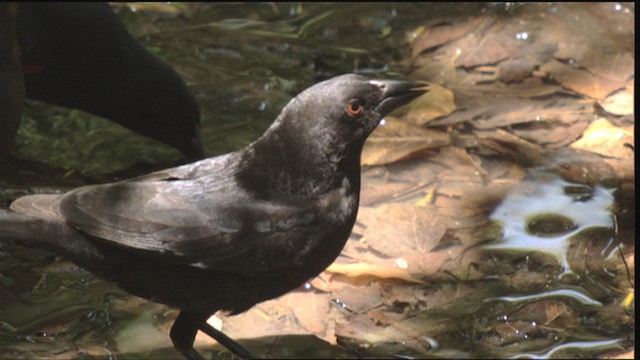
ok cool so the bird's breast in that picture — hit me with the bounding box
[316,177,358,225]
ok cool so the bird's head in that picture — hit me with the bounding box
[239,74,427,199]
[264,74,428,164]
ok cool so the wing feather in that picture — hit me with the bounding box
[11,155,343,276]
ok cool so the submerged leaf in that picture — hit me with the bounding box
[599,86,634,116]
[406,84,456,125]
[541,60,626,100]
[570,118,634,159]
[362,118,449,166]
[410,18,485,60]
[357,204,448,257]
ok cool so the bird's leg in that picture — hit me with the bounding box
[170,310,259,360]
[170,311,207,360]
[199,320,259,359]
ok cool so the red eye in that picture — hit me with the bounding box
[345,100,363,117]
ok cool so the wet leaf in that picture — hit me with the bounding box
[308,271,376,293]
[335,311,419,350]
[359,158,442,207]
[570,118,634,159]
[473,96,592,130]
[510,119,590,148]
[357,204,448,257]
[412,49,460,85]
[495,321,535,341]
[582,52,634,84]
[217,291,335,345]
[474,129,547,165]
[430,89,591,130]
[325,261,422,284]
[362,118,449,166]
[379,283,431,307]
[551,147,621,185]
[540,60,626,100]
[508,300,573,327]
[497,58,536,83]
[429,146,483,172]
[455,32,511,68]
[333,286,384,313]
[599,86,634,116]
[410,17,485,59]
[406,84,456,125]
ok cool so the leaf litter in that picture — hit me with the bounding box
[216,3,634,358]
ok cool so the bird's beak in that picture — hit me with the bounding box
[371,80,429,118]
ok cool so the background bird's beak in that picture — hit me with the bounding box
[371,80,429,118]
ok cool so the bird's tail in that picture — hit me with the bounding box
[0,209,105,267]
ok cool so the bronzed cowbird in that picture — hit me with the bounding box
[0,74,426,359]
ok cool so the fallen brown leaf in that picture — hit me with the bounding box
[326,262,423,284]
[358,204,448,257]
[599,86,634,116]
[455,32,511,68]
[406,84,457,125]
[411,17,485,60]
[570,118,634,159]
[497,57,536,83]
[362,118,449,166]
[541,60,626,100]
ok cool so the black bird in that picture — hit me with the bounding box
[0,74,426,359]
[2,3,204,159]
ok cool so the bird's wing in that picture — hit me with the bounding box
[34,162,328,276]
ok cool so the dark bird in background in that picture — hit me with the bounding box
[0,2,204,160]
[0,74,427,359]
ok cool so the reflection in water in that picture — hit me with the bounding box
[486,288,603,307]
[484,172,615,274]
[514,338,623,359]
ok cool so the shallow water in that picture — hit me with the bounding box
[0,3,634,359]
[15,2,483,178]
